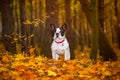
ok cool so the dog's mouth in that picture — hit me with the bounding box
[56,35,59,38]
[54,36,65,44]
[55,36,62,40]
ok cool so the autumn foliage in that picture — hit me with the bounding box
[0,52,120,80]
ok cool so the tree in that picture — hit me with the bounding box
[98,0,104,30]
[65,0,75,59]
[90,0,99,60]
[79,0,118,61]
[0,0,16,53]
[19,0,28,53]
[41,0,59,57]
[38,0,44,48]
[115,0,120,49]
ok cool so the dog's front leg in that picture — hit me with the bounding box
[64,48,70,60]
[55,53,59,60]
[52,51,59,60]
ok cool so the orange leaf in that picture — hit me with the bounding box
[22,71,36,80]
[29,47,35,54]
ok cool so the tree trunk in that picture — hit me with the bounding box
[115,0,120,49]
[38,0,44,48]
[90,0,99,60]
[78,7,85,51]
[19,0,28,54]
[38,0,46,55]
[65,0,75,59]
[73,0,79,48]
[41,0,59,58]
[30,0,34,46]
[79,0,118,61]
[98,0,104,30]
[0,0,16,53]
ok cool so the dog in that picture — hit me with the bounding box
[50,24,70,60]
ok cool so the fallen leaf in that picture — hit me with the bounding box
[2,55,9,63]
[47,70,57,77]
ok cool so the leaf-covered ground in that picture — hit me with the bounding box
[0,53,120,80]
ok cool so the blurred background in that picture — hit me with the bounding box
[0,0,120,60]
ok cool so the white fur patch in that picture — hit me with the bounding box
[51,28,70,60]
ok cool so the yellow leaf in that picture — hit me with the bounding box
[14,37,18,41]
[2,55,9,63]
[38,69,44,73]
[24,37,27,41]
[40,20,45,23]
[9,71,19,76]
[38,69,44,76]
[101,67,106,71]
[79,74,91,78]
[47,70,57,77]
[0,67,8,72]
[23,20,32,24]
[34,23,39,27]
[29,34,34,38]
[14,54,25,61]
[62,63,67,68]
[104,71,111,76]
[51,12,55,14]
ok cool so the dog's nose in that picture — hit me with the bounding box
[56,33,59,37]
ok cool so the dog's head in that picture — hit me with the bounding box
[50,24,67,41]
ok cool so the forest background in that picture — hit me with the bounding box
[0,0,120,60]
[0,0,120,79]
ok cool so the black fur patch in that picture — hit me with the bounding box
[51,28,56,37]
[50,24,66,37]
[60,28,65,36]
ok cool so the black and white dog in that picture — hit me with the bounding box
[50,24,70,60]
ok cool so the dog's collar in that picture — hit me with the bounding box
[54,39,65,44]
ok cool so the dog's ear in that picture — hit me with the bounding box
[61,24,67,31]
[50,24,56,31]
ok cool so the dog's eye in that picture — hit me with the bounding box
[60,31,64,36]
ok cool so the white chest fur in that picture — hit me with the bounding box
[51,39,69,54]
[51,38,70,60]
